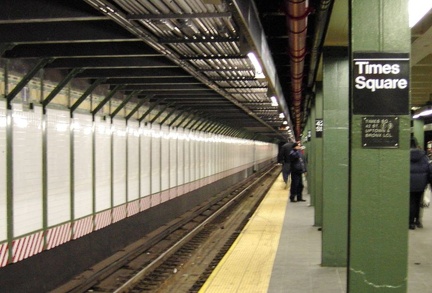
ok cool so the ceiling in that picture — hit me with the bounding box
[0,0,429,142]
[411,7,432,109]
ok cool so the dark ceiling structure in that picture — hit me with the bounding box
[255,0,334,139]
[0,0,331,142]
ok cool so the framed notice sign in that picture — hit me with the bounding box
[361,116,399,148]
[315,119,323,138]
[353,52,409,115]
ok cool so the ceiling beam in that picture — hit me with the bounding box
[45,57,178,69]
[2,41,161,58]
[0,20,135,44]
[126,12,232,20]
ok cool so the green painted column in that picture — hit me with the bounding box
[308,98,316,207]
[413,119,424,148]
[322,49,349,266]
[302,111,312,204]
[349,0,410,292]
[314,83,324,227]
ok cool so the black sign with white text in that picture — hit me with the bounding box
[353,52,409,115]
[315,119,323,138]
[361,116,399,148]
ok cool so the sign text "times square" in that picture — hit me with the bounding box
[354,61,408,92]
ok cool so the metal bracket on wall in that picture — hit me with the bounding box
[167,108,189,127]
[226,127,235,136]
[110,90,141,120]
[160,106,179,125]
[211,124,223,134]
[125,95,152,121]
[69,78,107,116]
[212,123,224,133]
[173,110,196,128]
[138,98,165,123]
[183,112,203,129]
[42,68,84,112]
[0,43,16,56]
[196,118,212,131]
[202,121,216,132]
[91,84,124,116]
[189,117,204,130]
[6,58,54,107]
[219,126,231,136]
[150,102,173,124]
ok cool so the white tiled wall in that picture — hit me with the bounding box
[140,123,151,197]
[151,124,161,195]
[112,119,127,206]
[0,101,6,242]
[13,106,43,237]
[0,100,278,264]
[169,127,178,190]
[127,120,139,202]
[177,128,185,187]
[95,117,111,212]
[183,130,191,185]
[160,125,170,192]
[72,113,93,219]
[189,132,196,182]
[47,108,71,226]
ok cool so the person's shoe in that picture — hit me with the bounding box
[290,199,297,202]
[416,222,423,228]
[409,224,416,230]
[297,199,306,202]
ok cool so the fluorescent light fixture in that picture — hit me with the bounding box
[413,105,432,118]
[279,113,285,119]
[247,52,266,79]
[421,108,432,116]
[283,121,288,125]
[270,96,278,106]
[409,0,432,27]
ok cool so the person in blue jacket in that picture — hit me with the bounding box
[289,142,307,202]
[410,137,432,229]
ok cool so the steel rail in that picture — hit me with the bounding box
[114,164,277,293]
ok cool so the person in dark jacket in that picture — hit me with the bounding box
[410,137,432,229]
[289,142,307,202]
[278,141,294,188]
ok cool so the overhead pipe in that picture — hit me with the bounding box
[285,0,311,138]
[302,0,334,127]
[306,0,334,88]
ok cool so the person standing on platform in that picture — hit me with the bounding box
[410,137,432,230]
[289,142,307,202]
[278,140,294,189]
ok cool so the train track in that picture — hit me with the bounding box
[53,165,280,293]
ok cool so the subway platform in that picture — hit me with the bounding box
[198,174,432,293]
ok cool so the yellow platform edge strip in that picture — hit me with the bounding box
[199,175,289,293]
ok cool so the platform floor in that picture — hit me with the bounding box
[199,174,432,293]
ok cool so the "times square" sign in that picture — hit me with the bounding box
[352,52,409,115]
